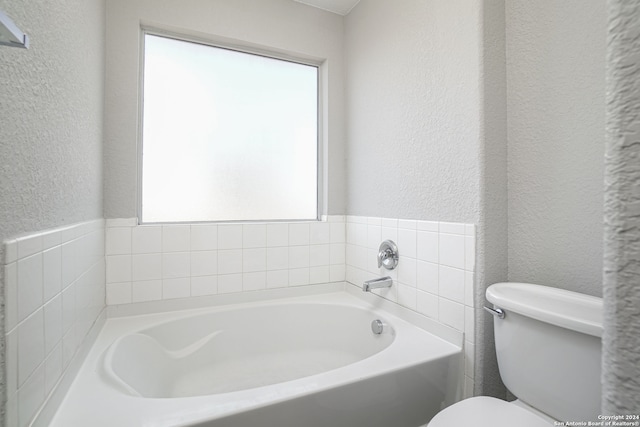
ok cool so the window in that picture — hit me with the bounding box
[140,32,319,223]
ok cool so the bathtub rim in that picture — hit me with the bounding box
[106,281,463,347]
[50,283,464,427]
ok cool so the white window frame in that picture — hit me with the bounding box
[137,27,325,224]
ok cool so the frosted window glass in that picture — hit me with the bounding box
[141,34,318,223]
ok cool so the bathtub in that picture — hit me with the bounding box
[51,289,461,427]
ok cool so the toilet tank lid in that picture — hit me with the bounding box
[486,282,603,337]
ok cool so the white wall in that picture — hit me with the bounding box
[603,0,640,413]
[0,0,105,424]
[0,0,105,247]
[104,0,346,218]
[344,0,482,224]
[506,0,606,297]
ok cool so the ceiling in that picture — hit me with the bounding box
[293,0,361,16]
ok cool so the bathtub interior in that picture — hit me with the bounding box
[104,303,395,398]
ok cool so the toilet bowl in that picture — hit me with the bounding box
[428,282,602,426]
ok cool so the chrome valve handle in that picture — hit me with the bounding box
[377,240,399,270]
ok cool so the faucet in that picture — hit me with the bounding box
[363,276,393,292]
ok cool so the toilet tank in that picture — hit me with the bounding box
[486,282,602,422]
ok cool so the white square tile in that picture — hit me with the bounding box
[6,395,17,427]
[439,233,465,269]
[217,250,242,275]
[381,218,398,228]
[190,251,217,277]
[465,271,475,307]
[397,283,417,310]
[106,255,131,284]
[398,228,417,258]
[329,222,345,243]
[329,264,346,282]
[417,261,438,294]
[398,219,417,230]
[464,376,475,399]
[348,223,366,246]
[440,221,465,235]
[439,265,465,303]
[41,230,61,250]
[162,252,190,278]
[218,274,242,294]
[4,239,18,264]
[289,223,310,246]
[132,226,162,254]
[330,243,345,265]
[439,298,465,331]
[106,218,137,228]
[61,285,76,333]
[44,295,63,355]
[243,248,266,272]
[417,290,439,320]
[465,224,476,236]
[310,222,330,245]
[162,225,190,252]
[367,225,382,249]
[367,217,382,226]
[243,224,266,248]
[190,224,218,251]
[6,330,17,397]
[465,341,475,377]
[417,231,438,263]
[309,266,330,284]
[380,226,398,244]
[465,235,476,271]
[465,306,475,344]
[17,234,43,260]
[266,223,289,247]
[162,278,190,299]
[397,257,417,287]
[132,253,162,281]
[243,272,266,291]
[45,344,63,395]
[417,220,438,232]
[106,282,132,305]
[266,270,289,288]
[18,308,45,386]
[18,253,43,321]
[61,241,77,287]
[132,280,162,302]
[217,225,242,249]
[327,215,345,222]
[289,268,310,286]
[266,247,288,271]
[309,244,330,267]
[106,227,131,255]
[43,247,62,303]
[289,246,310,269]
[62,328,77,369]
[190,276,217,296]
[5,262,18,331]
[18,363,45,427]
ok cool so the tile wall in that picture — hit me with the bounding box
[3,214,475,427]
[344,215,476,397]
[3,219,105,427]
[104,217,346,304]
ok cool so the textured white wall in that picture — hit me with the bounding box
[603,0,640,413]
[104,0,346,218]
[506,0,606,297]
[344,0,482,223]
[0,0,105,245]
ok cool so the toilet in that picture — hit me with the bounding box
[429,282,602,426]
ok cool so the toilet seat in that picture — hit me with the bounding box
[428,396,552,427]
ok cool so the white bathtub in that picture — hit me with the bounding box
[52,290,461,427]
